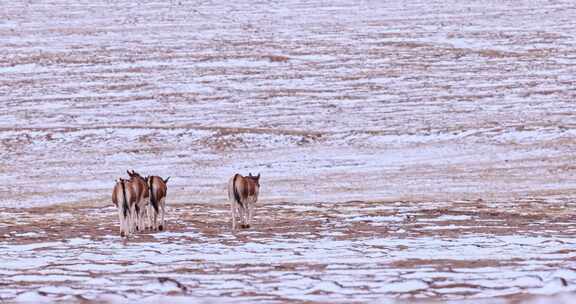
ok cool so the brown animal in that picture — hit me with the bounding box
[146,175,170,231]
[126,170,150,231]
[111,178,137,237]
[228,173,260,230]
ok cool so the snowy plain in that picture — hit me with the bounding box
[1,0,576,302]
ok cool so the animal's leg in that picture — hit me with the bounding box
[125,210,130,236]
[245,203,251,229]
[237,204,243,228]
[138,202,145,232]
[134,203,139,232]
[133,204,139,233]
[144,205,150,230]
[146,205,153,230]
[139,200,146,231]
[136,202,141,231]
[125,205,130,234]
[121,204,130,237]
[230,199,237,230]
[129,204,137,234]
[126,204,132,236]
[247,201,254,229]
[244,203,251,228]
[139,200,145,230]
[125,206,131,235]
[128,205,134,234]
[159,197,166,231]
[241,203,247,228]
[118,207,125,237]
[238,203,247,229]
[142,205,147,230]
[152,205,158,231]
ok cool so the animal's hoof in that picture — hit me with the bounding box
[159,225,164,231]
[240,224,250,229]
[120,231,125,237]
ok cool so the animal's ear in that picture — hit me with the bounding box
[127,170,134,176]
[257,173,261,180]
[249,172,252,177]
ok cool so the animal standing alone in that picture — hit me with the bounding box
[147,175,170,231]
[111,178,137,237]
[228,173,260,230]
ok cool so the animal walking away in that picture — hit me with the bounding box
[228,173,260,230]
[111,178,137,237]
[126,170,150,231]
[147,175,170,231]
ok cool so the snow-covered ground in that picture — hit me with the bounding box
[1,0,576,208]
[2,201,576,302]
[1,0,576,302]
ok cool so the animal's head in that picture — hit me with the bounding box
[247,172,261,187]
[127,170,145,181]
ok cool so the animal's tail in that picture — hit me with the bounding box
[232,174,243,208]
[149,177,159,214]
[163,176,171,184]
[120,179,129,218]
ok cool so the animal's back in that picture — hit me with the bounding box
[135,178,148,199]
[228,174,238,201]
[112,180,136,219]
[232,174,246,204]
[125,181,137,204]
[243,180,257,198]
[112,183,120,207]
[151,176,167,199]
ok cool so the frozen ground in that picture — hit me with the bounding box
[1,0,576,302]
[1,0,576,207]
[1,200,576,303]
